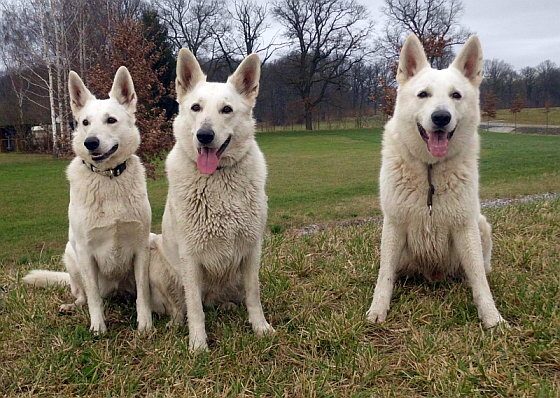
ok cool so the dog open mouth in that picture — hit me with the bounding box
[91,144,119,162]
[417,123,456,158]
[196,135,232,174]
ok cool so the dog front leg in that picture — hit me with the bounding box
[76,247,107,334]
[242,242,275,336]
[180,255,207,351]
[134,243,153,332]
[452,225,507,328]
[366,220,406,323]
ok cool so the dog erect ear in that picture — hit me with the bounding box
[451,35,483,87]
[228,53,261,102]
[397,34,430,85]
[176,48,206,102]
[109,66,137,112]
[68,71,94,115]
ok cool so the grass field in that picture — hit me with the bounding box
[260,107,560,133]
[1,129,559,396]
[492,107,560,126]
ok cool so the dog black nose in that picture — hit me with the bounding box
[197,129,215,145]
[84,137,100,151]
[431,110,451,128]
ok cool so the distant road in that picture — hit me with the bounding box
[480,121,560,134]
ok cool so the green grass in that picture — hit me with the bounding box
[491,106,560,126]
[0,129,559,395]
[1,197,559,396]
[258,129,382,231]
[1,129,559,262]
[478,131,560,198]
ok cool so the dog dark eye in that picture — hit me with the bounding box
[83,119,89,126]
[418,91,428,98]
[107,117,117,124]
[452,92,462,99]
[222,106,233,114]
[191,104,201,112]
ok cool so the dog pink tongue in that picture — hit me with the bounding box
[428,131,448,157]
[197,147,219,174]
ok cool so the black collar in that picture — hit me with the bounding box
[427,164,435,215]
[82,159,127,178]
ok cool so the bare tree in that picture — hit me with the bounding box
[519,66,537,107]
[371,78,397,119]
[509,93,525,131]
[350,59,393,124]
[154,0,225,59]
[481,89,498,130]
[544,100,551,131]
[482,59,516,107]
[0,0,112,155]
[379,0,472,68]
[213,0,283,72]
[536,60,560,108]
[272,0,374,130]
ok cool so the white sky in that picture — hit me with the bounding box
[456,0,560,70]
[263,0,560,71]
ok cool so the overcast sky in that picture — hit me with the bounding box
[366,0,560,70]
[456,0,560,70]
[264,0,560,71]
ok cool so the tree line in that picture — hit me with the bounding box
[0,0,559,163]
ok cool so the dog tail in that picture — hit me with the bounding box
[22,270,70,288]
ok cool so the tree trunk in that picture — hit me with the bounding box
[304,102,313,130]
[52,0,65,152]
[39,0,58,157]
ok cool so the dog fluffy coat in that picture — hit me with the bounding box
[161,49,274,350]
[366,35,506,328]
[23,67,153,333]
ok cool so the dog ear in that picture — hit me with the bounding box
[228,53,261,102]
[68,71,94,115]
[109,66,137,112]
[397,34,430,85]
[451,35,483,87]
[176,48,206,102]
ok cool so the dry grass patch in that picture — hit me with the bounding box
[1,199,558,396]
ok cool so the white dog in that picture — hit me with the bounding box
[23,67,153,333]
[161,49,274,350]
[366,35,506,328]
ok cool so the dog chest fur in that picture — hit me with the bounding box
[380,124,482,276]
[163,141,267,280]
[67,155,151,278]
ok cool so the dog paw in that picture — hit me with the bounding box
[90,321,108,335]
[137,319,153,333]
[252,322,275,337]
[59,303,77,313]
[189,336,209,352]
[366,308,388,324]
[483,314,509,331]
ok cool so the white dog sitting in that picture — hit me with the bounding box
[366,35,506,329]
[161,49,275,350]
[24,67,152,334]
